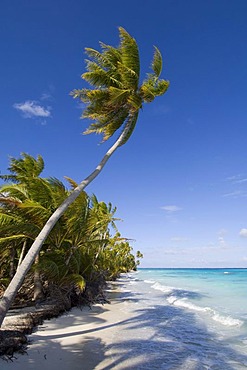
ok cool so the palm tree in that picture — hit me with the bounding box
[0,27,169,326]
[0,154,137,308]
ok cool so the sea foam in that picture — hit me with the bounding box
[150,281,243,327]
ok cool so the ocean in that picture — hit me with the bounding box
[114,268,247,369]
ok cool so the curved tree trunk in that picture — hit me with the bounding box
[33,255,45,302]
[18,240,27,267]
[0,122,132,326]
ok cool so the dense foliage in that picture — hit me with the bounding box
[0,27,165,326]
[0,153,142,307]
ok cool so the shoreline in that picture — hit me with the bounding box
[1,270,247,369]
[0,277,134,369]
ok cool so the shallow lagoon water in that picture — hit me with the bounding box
[114,268,247,369]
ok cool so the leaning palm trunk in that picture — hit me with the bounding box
[33,255,45,302]
[18,240,27,268]
[0,121,132,326]
[0,27,169,326]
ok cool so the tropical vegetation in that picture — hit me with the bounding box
[0,26,168,326]
[0,153,142,308]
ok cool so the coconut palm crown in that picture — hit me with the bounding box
[0,27,169,327]
[71,27,169,144]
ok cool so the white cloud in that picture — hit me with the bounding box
[161,205,182,212]
[13,100,52,119]
[239,228,247,238]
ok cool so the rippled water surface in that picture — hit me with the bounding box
[114,269,247,369]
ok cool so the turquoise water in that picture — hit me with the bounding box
[140,268,247,325]
[115,268,247,369]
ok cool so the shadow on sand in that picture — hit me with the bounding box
[1,285,247,369]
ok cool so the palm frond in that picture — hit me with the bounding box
[72,27,169,145]
[37,257,62,280]
[118,27,140,90]
[3,153,44,182]
[82,61,113,88]
[65,274,86,292]
[151,46,163,77]
[119,111,139,146]
[140,77,170,102]
[64,176,78,189]
[98,112,129,141]
[84,48,105,67]
[84,108,129,140]
[108,86,130,105]
[98,43,122,67]
[0,184,29,201]
[0,213,19,226]
[127,94,142,111]
[152,79,170,96]
[0,234,27,243]
[19,200,51,222]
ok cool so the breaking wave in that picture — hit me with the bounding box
[150,281,243,327]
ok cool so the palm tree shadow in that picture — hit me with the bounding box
[31,302,247,369]
[102,304,247,369]
[32,280,247,369]
[4,291,247,369]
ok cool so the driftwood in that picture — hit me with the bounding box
[0,274,109,359]
[0,301,68,360]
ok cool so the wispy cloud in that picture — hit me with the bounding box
[226,174,242,182]
[223,174,247,198]
[235,178,247,184]
[161,205,182,212]
[239,228,247,238]
[222,190,247,198]
[226,174,245,182]
[14,100,52,119]
[40,85,55,101]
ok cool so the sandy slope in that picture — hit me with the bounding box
[0,279,135,370]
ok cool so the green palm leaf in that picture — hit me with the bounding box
[64,273,86,292]
[151,46,163,77]
[118,27,140,89]
[119,111,139,146]
[71,27,169,144]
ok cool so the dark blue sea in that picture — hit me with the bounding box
[114,268,247,369]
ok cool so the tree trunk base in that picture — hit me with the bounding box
[0,301,69,359]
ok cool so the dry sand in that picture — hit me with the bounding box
[0,278,139,370]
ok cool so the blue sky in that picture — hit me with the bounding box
[1,0,247,267]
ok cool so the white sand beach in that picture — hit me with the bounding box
[0,277,141,370]
[2,271,247,369]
